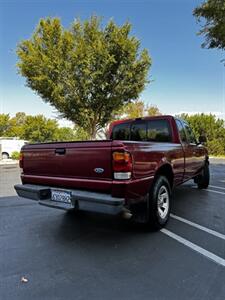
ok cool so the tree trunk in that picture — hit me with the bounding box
[89,122,97,140]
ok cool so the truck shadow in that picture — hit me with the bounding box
[52,210,158,249]
[49,179,221,247]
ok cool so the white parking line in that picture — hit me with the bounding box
[205,189,225,195]
[209,185,225,191]
[170,214,225,241]
[161,229,225,267]
[192,186,225,196]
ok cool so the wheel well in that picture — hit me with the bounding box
[2,152,9,156]
[154,164,174,189]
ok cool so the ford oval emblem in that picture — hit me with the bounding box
[94,168,104,174]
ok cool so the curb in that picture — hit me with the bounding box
[0,159,19,165]
[209,157,225,164]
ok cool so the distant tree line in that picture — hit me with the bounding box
[0,112,88,143]
[1,111,224,156]
[179,113,225,156]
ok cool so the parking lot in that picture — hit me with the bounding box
[0,161,225,300]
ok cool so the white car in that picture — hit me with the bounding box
[0,138,28,159]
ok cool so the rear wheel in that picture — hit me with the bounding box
[145,176,171,231]
[195,162,210,189]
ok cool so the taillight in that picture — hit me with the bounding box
[112,151,132,180]
[19,152,24,169]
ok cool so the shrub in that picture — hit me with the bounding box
[11,151,20,160]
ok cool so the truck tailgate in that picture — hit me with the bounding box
[21,140,114,181]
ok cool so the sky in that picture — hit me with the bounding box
[0,0,224,126]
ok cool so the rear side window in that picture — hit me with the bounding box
[111,122,130,140]
[131,121,147,141]
[147,120,172,142]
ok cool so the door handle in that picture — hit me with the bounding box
[55,148,66,155]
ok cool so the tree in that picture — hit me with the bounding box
[7,112,27,137]
[22,115,59,143]
[73,126,90,141]
[113,100,145,119]
[0,114,11,136]
[55,127,75,141]
[113,100,161,120]
[179,113,225,155]
[17,16,151,139]
[193,0,225,56]
[146,105,162,116]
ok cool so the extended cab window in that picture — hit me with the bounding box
[131,121,147,141]
[111,122,130,140]
[147,120,172,142]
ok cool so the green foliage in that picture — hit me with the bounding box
[73,126,90,141]
[113,100,161,120]
[0,114,11,136]
[113,100,145,119]
[146,105,162,116]
[193,0,225,55]
[11,151,20,160]
[207,139,225,156]
[17,16,151,139]
[55,127,76,141]
[22,115,59,143]
[0,112,90,143]
[179,113,225,155]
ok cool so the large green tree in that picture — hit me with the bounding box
[193,0,225,55]
[17,16,151,139]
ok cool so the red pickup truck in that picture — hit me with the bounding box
[15,115,209,230]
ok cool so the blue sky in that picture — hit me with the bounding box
[0,0,224,124]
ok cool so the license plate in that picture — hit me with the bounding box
[51,190,72,204]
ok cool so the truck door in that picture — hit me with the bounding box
[182,121,205,176]
[175,119,195,181]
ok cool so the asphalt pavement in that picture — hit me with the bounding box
[0,162,225,300]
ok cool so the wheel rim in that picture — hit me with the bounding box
[157,185,169,219]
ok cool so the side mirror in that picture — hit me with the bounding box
[199,135,207,144]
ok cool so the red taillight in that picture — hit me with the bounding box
[19,152,24,169]
[112,151,132,180]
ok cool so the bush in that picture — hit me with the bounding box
[207,139,225,156]
[11,151,20,160]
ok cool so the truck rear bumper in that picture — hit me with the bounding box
[14,184,125,215]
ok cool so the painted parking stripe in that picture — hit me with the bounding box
[192,186,225,195]
[170,214,225,241]
[161,228,225,267]
[209,185,225,191]
[205,189,225,195]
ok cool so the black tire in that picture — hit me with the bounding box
[145,176,171,231]
[196,162,210,189]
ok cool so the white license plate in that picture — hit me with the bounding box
[51,190,72,204]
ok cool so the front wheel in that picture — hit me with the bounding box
[145,176,171,231]
[195,162,210,189]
